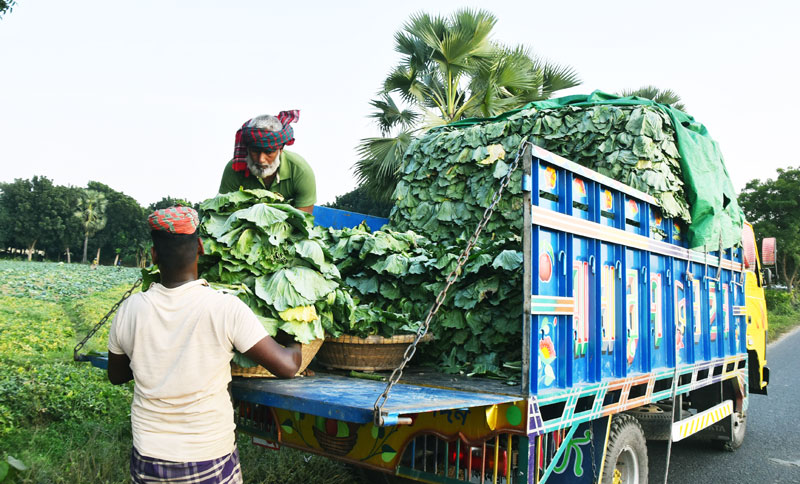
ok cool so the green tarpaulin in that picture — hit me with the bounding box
[446,91,744,250]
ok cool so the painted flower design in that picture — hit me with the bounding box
[545,167,557,189]
[539,336,556,364]
[603,190,613,211]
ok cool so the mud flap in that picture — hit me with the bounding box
[749,361,769,395]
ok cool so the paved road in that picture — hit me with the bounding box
[648,327,800,484]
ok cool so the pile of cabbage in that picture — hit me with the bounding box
[197,189,353,352]
[388,103,691,376]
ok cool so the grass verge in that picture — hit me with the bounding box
[765,288,800,342]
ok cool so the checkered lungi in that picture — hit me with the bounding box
[130,446,243,483]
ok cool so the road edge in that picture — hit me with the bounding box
[768,324,800,348]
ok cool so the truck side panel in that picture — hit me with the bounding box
[525,146,748,396]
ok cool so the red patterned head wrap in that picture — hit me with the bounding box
[231,110,300,175]
[148,206,200,234]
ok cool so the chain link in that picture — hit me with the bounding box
[373,140,531,426]
[73,277,142,361]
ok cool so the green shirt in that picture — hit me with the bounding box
[218,150,317,207]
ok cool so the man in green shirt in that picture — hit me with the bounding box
[218,110,316,213]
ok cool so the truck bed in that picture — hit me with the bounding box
[231,370,522,425]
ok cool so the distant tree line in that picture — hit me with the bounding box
[323,184,393,218]
[0,176,196,266]
[0,175,389,266]
[738,167,800,297]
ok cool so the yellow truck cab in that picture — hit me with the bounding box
[742,221,771,394]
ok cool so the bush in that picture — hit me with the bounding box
[764,288,796,315]
[0,360,132,432]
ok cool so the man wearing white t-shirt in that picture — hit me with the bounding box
[107,206,301,484]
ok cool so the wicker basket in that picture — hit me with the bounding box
[316,333,433,371]
[231,338,323,378]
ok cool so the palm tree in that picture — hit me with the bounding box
[355,9,581,201]
[618,85,687,112]
[75,189,108,264]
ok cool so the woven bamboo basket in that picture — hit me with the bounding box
[231,338,323,378]
[315,333,433,371]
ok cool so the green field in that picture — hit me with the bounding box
[0,261,363,484]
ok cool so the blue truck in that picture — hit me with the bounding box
[222,143,771,484]
[81,142,771,483]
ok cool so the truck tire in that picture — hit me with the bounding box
[602,414,649,484]
[718,406,747,452]
[627,404,672,441]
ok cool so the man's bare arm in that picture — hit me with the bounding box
[297,205,314,214]
[108,352,134,385]
[242,336,302,378]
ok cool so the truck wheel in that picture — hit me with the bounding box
[602,414,649,484]
[718,407,747,452]
[627,404,672,441]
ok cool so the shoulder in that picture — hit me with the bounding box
[198,285,250,311]
[282,151,312,172]
[219,159,246,193]
[118,291,148,312]
[221,159,239,175]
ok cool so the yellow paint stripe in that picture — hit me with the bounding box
[672,401,733,441]
[596,416,613,484]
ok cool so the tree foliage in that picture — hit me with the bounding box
[0,177,197,266]
[323,184,393,218]
[617,85,687,112]
[355,8,581,201]
[0,177,80,261]
[148,196,198,212]
[738,167,800,295]
[88,182,150,266]
[75,189,108,264]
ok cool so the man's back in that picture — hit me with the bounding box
[109,279,266,461]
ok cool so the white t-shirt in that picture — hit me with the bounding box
[108,279,267,461]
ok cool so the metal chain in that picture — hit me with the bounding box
[73,277,142,361]
[373,140,531,426]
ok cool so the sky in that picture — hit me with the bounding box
[1,0,798,208]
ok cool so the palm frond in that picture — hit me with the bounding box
[384,66,427,106]
[353,132,415,201]
[394,30,433,73]
[368,94,420,136]
[618,85,687,111]
[437,9,496,68]
[539,60,582,97]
